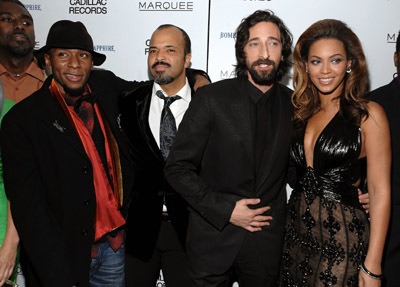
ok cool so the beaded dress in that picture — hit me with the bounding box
[280,111,369,286]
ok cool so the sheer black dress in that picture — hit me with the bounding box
[280,111,369,286]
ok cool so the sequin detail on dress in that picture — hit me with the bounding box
[280,112,369,287]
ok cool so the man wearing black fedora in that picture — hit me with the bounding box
[0,20,137,287]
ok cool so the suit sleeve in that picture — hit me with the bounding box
[0,115,75,287]
[164,88,235,231]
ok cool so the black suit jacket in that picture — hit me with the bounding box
[369,79,400,287]
[120,80,193,261]
[164,77,293,275]
[0,71,135,287]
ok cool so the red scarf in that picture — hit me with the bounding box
[50,79,125,241]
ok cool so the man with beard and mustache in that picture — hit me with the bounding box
[164,10,293,286]
[0,0,44,285]
[0,0,44,103]
[120,24,210,287]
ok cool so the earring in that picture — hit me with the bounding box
[306,69,309,74]
[346,67,352,73]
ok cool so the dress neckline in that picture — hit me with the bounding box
[303,111,340,169]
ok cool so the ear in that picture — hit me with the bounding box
[347,59,352,70]
[305,62,309,72]
[394,52,398,67]
[44,53,52,71]
[184,53,192,68]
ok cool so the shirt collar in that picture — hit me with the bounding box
[152,77,191,103]
[0,58,45,81]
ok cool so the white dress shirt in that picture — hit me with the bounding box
[149,78,191,212]
[149,78,191,148]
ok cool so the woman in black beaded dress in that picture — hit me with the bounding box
[280,20,391,286]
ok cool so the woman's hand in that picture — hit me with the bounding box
[0,241,17,286]
[359,269,382,287]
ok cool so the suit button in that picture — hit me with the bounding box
[157,190,164,197]
[82,166,89,174]
[82,229,88,236]
[83,199,89,205]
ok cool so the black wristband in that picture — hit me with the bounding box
[360,262,383,280]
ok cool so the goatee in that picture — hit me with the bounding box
[248,59,278,85]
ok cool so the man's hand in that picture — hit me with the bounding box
[229,198,272,232]
[358,190,370,214]
[193,74,211,91]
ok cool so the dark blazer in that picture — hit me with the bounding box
[0,70,135,287]
[164,77,293,275]
[120,80,192,261]
[370,79,400,287]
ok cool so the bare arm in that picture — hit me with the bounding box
[359,102,391,286]
[0,201,19,286]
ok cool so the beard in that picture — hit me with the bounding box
[154,74,174,85]
[247,58,278,85]
[152,61,174,85]
[7,32,34,57]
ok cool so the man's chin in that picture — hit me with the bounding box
[64,85,86,96]
[154,76,174,85]
[8,45,33,57]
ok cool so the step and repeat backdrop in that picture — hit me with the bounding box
[15,0,400,286]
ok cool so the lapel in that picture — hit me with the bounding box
[96,96,131,162]
[37,78,89,160]
[256,84,292,190]
[135,83,164,163]
[230,77,254,166]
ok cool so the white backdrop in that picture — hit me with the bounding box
[15,0,400,286]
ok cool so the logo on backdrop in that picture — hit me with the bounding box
[219,32,236,40]
[144,38,151,55]
[220,70,236,79]
[23,3,42,11]
[387,32,398,44]
[94,45,116,53]
[138,1,194,11]
[69,0,107,15]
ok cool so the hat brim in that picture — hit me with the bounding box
[34,45,106,66]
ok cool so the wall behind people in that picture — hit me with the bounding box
[13,1,399,286]
[25,0,398,90]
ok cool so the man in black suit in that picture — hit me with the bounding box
[121,24,204,287]
[0,20,136,287]
[165,10,293,287]
[369,31,400,287]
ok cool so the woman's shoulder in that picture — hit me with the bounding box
[361,101,389,131]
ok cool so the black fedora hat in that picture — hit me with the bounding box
[34,20,106,66]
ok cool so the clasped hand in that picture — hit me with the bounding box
[229,198,272,232]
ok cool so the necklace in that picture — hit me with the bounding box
[12,73,21,77]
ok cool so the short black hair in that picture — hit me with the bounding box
[235,10,292,81]
[396,30,400,54]
[154,24,191,56]
[0,0,32,19]
[0,0,27,9]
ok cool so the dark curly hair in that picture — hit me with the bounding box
[235,9,292,82]
[291,19,369,129]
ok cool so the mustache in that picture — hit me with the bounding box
[152,61,171,69]
[251,58,276,68]
[9,31,30,41]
